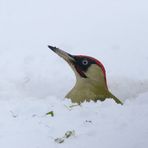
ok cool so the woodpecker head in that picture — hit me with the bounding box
[48,45,108,89]
[48,45,123,105]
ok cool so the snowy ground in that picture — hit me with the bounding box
[0,0,148,148]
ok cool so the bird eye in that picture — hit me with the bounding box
[82,59,88,65]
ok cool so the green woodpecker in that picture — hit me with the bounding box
[48,45,123,105]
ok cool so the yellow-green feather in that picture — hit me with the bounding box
[66,64,123,105]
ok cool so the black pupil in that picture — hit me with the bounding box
[82,60,88,65]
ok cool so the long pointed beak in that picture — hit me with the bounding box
[48,45,75,64]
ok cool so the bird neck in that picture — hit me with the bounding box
[65,78,109,103]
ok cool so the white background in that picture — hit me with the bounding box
[0,0,148,148]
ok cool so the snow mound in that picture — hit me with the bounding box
[0,95,148,148]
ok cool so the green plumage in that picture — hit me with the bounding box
[66,64,123,105]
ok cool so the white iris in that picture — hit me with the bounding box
[82,59,88,65]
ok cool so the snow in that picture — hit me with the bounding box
[0,0,148,148]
